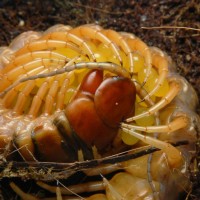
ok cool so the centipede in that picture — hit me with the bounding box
[0,24,199,200]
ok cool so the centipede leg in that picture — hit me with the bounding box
[126,80,181,122]
[10,182,39,200]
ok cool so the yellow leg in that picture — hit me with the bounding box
[28,81,49,118]
[126,37,152,87]
[3,50,69,73]
[44,80,59,115]
[102,29,134,73]
[143,47,169,99]
[122,116,189,133]
[2,87,18,108]
[121,128,182,168]
[9,182,39,200]
[40,31,96,61]
[15,39,79,57]
[56,77,70,110]
[0,58,65,92]
[126,81,180,122]
[13,80,35,114]
[70,26,122,65]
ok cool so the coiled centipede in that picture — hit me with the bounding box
[0,24,199,200]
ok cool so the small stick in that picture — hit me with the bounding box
[141,26,200,32]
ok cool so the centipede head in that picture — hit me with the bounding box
[65,69,136,151]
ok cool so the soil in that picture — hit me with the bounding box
[0,0,200,199]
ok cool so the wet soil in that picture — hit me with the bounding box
[0,0,200,199]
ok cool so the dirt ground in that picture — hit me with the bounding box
[0,0,200,199]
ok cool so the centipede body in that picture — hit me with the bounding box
[0,24,199,200]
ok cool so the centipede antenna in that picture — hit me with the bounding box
[0,62,130,97]
[133,79,155,106]
[0,56,79,98]
[147,153,159,200]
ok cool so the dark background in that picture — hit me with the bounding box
[0,0,199,199]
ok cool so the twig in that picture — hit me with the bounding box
[141,26,200,32]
